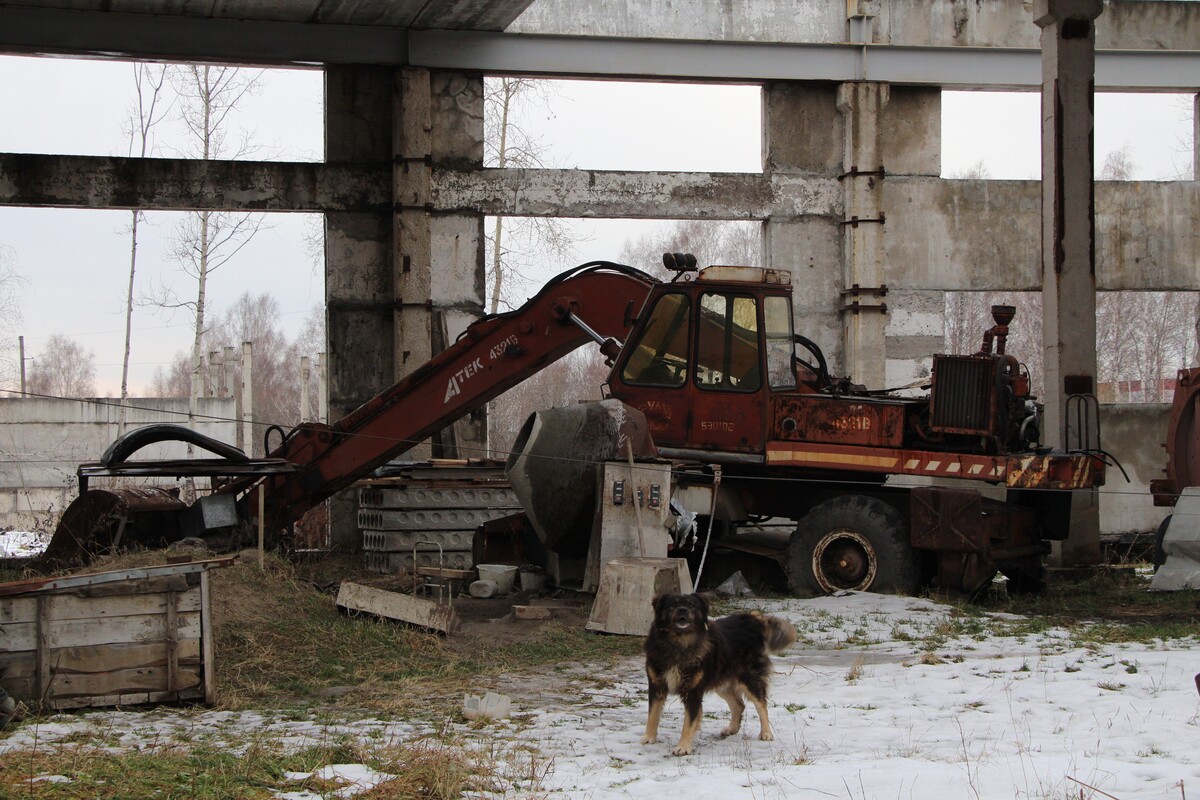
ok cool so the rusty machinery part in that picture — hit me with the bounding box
[793,334,833,390]
[1152,367,1200,506]
[505,399,655,558]
[785,495,919,597]
[100,423,248,467]
[42,487,187,568]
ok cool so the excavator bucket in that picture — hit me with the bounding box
[41,487,187,568]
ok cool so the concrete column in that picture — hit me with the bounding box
[394,68,434,461]
[838,81,890,389]
[1034,0,1104,565]
[393,70,488,461]
[761,82,844,374]
[880,87,943,389]
[326,65,394,420]
[429,71,487,459]
[326,65,394,549]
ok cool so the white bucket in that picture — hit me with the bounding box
[519,570,547,593]
[476,564,518,594]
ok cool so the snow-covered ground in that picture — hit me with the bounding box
[3,592,1198,799]
[0,530,47,558]
[516,592,1200,800]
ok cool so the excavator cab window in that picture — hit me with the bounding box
[695,292,761,392]
[620,292,691,387]
[764,295,796,390]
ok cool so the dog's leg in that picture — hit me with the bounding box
[642,678,667,745]
[747,688,773,741]
[718,686,745,738]
[673,692,703,756]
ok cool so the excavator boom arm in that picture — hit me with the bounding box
[238,262,657,531]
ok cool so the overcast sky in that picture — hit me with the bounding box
[0,55,1193,395]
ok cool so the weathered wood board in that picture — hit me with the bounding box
[0,557,232,710]
[336,581,460,634]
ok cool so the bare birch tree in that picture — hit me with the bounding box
[117,62,169,428]
[143,65,266,442]
[484,77,577,312]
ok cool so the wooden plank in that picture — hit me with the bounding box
[0,556,236,598]
[69,575,193,598]
[46,665,201,699]
[2,588,201,624]
[36,594,50,703]
[2,641,201,679]
[2,611,200,651]
[512,605,552,620]
[1,676,33,704]
[0,595,34,624]
[201,571,214,705]
[336,582,459,634]
[45,688,202,711]
[165,590,179,692]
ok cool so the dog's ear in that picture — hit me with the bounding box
[651,593,667,611]
[693,593,709,619]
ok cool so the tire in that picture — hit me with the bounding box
[785,495,920,596]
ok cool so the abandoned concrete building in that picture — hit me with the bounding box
[0,1,1197,573]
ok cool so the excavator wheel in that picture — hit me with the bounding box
[786,495,920,596]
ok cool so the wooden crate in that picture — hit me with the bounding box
[0,557,233,711]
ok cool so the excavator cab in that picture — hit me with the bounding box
[609,265,801,453]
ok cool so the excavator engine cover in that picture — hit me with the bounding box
[505,399,655,558]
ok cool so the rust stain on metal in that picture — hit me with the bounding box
[771,396,905,448]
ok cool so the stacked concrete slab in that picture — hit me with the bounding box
[358,469,521,574]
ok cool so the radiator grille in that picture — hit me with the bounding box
[930,355,997,436]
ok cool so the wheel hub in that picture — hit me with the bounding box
[811,528,878,593]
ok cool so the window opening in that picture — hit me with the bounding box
[764,295,795,390]
[620,292,691,387]
[696,293,760,392]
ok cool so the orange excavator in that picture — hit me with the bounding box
[47,256,1113,595]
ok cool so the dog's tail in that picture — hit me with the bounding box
[764,615,798,653]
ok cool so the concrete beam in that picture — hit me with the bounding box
[431,168,840,220]
[0,153,389,213]
[5,155,1191,295]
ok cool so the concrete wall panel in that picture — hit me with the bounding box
[1096,181,1200,291]
[763,82,842,174]
[885,178,1200,292]
[0,396,236,529]
[767,218,843,372]
[430,214,485,309]
[431,72,484,170]
[885,178,1041,291]
[1099,403,1172,535]
[881,86,941,177]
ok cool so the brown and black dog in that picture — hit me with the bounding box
[641,593,797,756]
